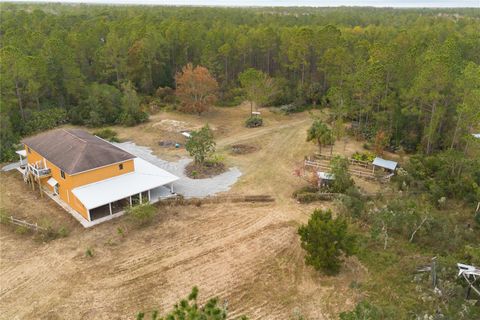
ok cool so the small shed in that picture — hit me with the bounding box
[372,157,398,174]
[317,171,335,187]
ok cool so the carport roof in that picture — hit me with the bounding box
[372,157,398,171]
[72,158,178,210]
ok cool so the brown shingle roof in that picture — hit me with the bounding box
[22,129,135,175]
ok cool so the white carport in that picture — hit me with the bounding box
[72,158,178,221]
[372,157,398,174]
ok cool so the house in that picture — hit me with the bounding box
[317,171,335,188]
[19,129,178,227]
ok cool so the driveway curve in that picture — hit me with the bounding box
[114,142,242,198]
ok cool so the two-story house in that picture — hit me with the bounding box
[20,129,178,226]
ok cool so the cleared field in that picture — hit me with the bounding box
[0,105,366,319]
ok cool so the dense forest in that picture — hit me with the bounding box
[1,4,479,161]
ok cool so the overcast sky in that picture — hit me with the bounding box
[5,0,480,8]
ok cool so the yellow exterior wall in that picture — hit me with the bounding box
[24,145,134,221]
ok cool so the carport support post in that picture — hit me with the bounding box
[109,203,112,215]
[129,196,132,207]
[148,190,151,202]
[170,183,174,193]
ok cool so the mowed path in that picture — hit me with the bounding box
[0,112,363,319]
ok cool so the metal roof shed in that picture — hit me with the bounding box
[372,157,398,172]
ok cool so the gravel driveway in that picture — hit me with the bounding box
[114,142,242,198]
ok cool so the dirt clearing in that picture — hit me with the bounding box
[1,104,370,319]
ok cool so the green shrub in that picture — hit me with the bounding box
[0,209,9,224]
[330,156,354,193]
[137,286,248,320]
[118,109,148,126]
[245,115,263,128]
[298,209,356,275]
[85,247,94,257]
[208,154,225,165]
[338,187,366,218]
[293,186,337,203]
[185,124,216,164]
[93,128,120,142]
[126,203,157,226]
[351,151,375,162]
[58,227,69,238]
[296,192,319,203]
[292,185,319,198]
[15,225,30,235]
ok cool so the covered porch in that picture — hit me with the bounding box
[88,186,176,221]
[72,158,179,223]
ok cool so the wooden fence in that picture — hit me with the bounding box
[314,153,371,168]
[6,216,45,232]
[304,159,381,181]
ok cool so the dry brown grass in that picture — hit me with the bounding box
[0,104,371,319]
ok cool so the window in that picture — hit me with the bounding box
[119,164,123,170]
[61,170,65,179]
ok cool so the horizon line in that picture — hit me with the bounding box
[2,1,479,9]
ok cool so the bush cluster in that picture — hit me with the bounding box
[245,115,263,128]
[126,203,157,226]
[351,151,376,162]
[93,128,120,142]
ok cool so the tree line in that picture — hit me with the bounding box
[1,4,479,161]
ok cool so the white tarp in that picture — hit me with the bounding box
[72,158,179,210]
[317,171,335,180]
[372,157,398,171]
[47,178,58,187]
[473,133,480,139]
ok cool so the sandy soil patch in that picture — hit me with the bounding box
[0,202,364,320]
[0,171,81,233]
[0,104,376,319]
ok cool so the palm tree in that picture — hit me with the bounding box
[307,120,334,155]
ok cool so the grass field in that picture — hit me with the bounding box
[0,104,372,319]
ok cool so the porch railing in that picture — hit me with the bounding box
[27,164,51,177]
